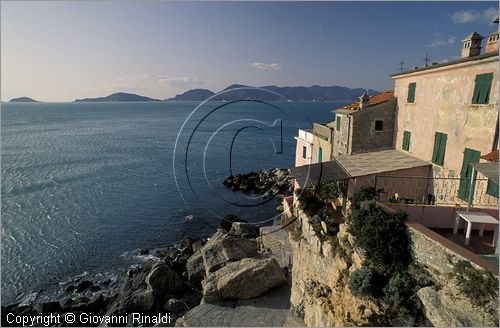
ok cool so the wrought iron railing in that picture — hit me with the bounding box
[373,175,498,208]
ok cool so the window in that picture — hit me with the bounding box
[472,73,493,104]
[318,147,323,162]
[336,116,341,131]
[402,131,411,151]
[486,179,499,198]
[302,146,307,159]
[374,120,384,132]
[431,132,447,166]
[407,82,416,103]
[458,148,481,201]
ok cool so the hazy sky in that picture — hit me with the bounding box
[1,1,498,101]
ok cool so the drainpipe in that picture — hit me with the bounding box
[347,114,352,155]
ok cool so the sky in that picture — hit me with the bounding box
[1,1,498,102]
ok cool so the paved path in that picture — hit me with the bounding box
[176,284,300,327]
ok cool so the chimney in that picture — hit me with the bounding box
[485,31,499,54]
[359,91,370,109]
[461,32,484,58]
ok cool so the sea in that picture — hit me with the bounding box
[0,100,344,305]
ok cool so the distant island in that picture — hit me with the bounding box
[166,84,379,102]
[9,97,40,103]
[74,92,160,102]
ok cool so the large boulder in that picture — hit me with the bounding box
[229,222,260,239]
[202,257,286,303]
[145,263,185,297]
[201,231,258,274]
[219,214,247,232]
[186,251,206,287]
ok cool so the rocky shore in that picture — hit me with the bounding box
[222,168,294,196]
[1,215,288,327]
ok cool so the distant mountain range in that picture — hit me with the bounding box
[167,84,379,102]
[8,85,380,103]
[74,92,160,102]
[9,97,40,103]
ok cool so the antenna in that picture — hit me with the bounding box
[423,53,430,67]
[399,60,405,72]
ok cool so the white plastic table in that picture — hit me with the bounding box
[453,211,499,246]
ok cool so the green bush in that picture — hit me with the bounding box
[382,271,416,313]
[452,260,499,308]
[350,186,380,211]
[349,266,385,298]
[311,180,344,204]
[347,201,412,273]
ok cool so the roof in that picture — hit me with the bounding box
[391,51,499,77]
[480,149,499,162]
[333,90,395,113]
[290,161,350,189]
[472,162,499,184]
[334,149,430,178]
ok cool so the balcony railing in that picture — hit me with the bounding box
[374,175,498,208]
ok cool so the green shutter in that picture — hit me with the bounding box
[486,179,499,198]
[431,132,447,166]
[302,146,307,159]
[458,148,481,201]
[472,73,493,104]
[336,116,341,131]
[318,147,323,162]
[407,83,416,103]
[402,131,411,151]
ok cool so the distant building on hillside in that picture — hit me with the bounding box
[391,30,499,201]
[332,90,396,156]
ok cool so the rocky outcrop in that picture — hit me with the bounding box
[229,222,260,238]
[201,230,258,274]
[418,284,498,327]
[223,168,294,196]
[202,257,286,303]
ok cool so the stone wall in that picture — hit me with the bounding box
[351,98,397,155]
[332,114,351,156]
[288,208,499,327]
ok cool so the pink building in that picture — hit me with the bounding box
[294,129,313,167]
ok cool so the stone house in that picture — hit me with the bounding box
[391,30,499,202]
[332,90,396,155]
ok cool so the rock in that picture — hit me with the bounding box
[417,285,498,327]
[191,240,205,253]
[74,280,93,293]
[164,299,186,313]
[219,214,247,232]
[201,231,258,274]
[202,257,286,303]
[146,263,185,297]
[186,251,206,287]
[228,222,260,239]
[127,266,143,278]
[34,301,61,314]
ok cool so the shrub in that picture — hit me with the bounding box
[351,186,380,211]
[347,201,412,273]
[311,180,344,204]
[382,271,417,313]
[349,266,384,298]
[452,260,499,308]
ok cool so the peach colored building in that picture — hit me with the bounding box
[392,31,499,203]
[294,129,314,167]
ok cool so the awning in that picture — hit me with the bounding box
[290,160,350,189]
[472,162,499,184]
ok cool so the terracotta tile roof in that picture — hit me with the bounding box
[335,90,395,111]
[480,149,499,162]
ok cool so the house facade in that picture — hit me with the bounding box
[332,91,396,156]
[392,31,499,202]
[311,122,334,163]
[294,129,314,167]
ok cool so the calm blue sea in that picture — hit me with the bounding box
[1,100,342,305]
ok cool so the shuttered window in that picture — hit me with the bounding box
[302,146,307,159]
[431,132,447,166]
[472,73,493,104]
[486,179,499,198]
[402,131,411,151]
[407,82,416,103]
[458,148,481,201]
[336,116,341,131]
[318,147,323,162]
